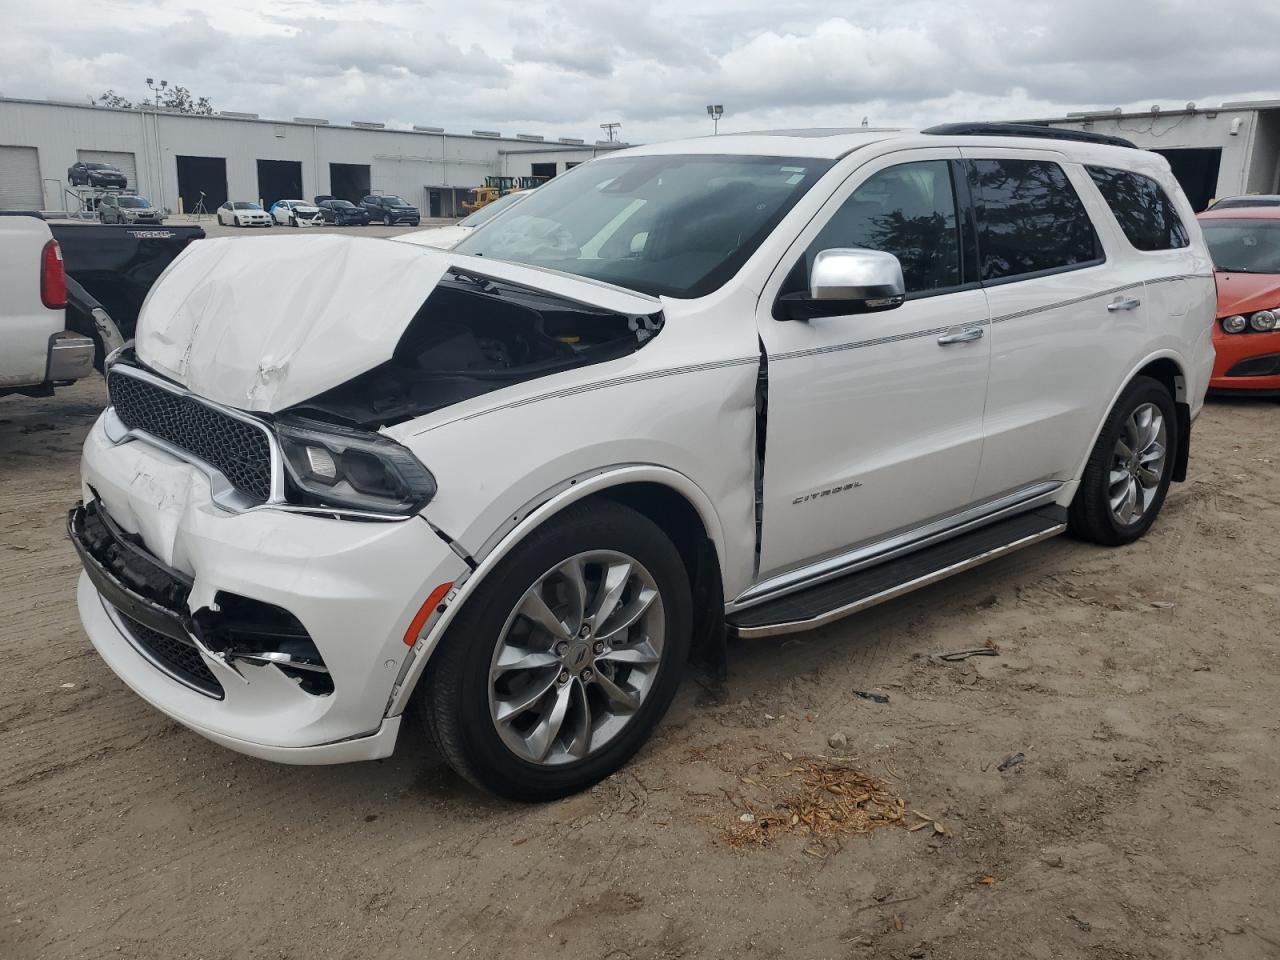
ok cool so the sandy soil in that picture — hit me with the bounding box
[2,378,1278,960]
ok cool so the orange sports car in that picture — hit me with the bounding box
[1198,205,1280,396]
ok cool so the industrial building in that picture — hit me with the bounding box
[1034,99,1280,211]
[0,96,624,216]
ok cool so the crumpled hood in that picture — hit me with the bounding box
[135,234,659,412]
[1214,271,1280,316]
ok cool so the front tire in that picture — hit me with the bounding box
[416,501,692,801]
[1069,375,1177,546]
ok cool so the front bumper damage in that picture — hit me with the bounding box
[73,413,468,762]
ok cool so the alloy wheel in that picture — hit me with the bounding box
[1108,402,1167,525]
[487,551,665,766]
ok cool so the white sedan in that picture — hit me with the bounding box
[269,200,324,227]
[216,201,272,228]
[396,190,531,250]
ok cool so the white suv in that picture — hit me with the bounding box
[72,124,1215,799]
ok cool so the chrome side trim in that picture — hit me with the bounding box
[104,364,412,522]
[733,480,1062,610]
[771,274,1213,364]
[732,523,1065,639]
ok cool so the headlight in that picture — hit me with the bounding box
[1222,315,1247,333]
[1250,309,1277,332]
[276,418,436,516]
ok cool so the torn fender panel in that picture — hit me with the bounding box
[134,235,661,414]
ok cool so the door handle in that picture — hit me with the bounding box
[1107,296,1141,312]
[937,326,984,345]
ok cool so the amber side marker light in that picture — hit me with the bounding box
[403,582,454,646]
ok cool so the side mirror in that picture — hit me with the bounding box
[775,248,906,321]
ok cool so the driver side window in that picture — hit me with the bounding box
[804,160,962,294]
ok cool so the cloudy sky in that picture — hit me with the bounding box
[1,0,1277,143]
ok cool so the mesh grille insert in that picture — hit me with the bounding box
[108,369,273,502]
[118,613,224,698]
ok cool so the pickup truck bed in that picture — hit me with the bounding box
[49,221,205,344]
[0,213,95,397]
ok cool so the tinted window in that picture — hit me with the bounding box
[1087,166,1189,251]
[804,160,961,294]
[967,159,1100,281]
[455,154,833,298]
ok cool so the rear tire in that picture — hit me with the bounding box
[415,501,692,801]
[1069,375,1177,546]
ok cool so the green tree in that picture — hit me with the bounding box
[96,89,133,108]
[96,84,214,115]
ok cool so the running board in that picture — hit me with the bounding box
[727,506,1067,639]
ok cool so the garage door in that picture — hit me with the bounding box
[0,145,42,211]
[76,149,138,190]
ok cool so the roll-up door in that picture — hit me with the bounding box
[0,145,42,210]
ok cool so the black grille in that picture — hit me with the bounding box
[108,368,273,502]
[118,613,224,698]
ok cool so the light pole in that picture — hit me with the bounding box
[146,78,168,109]
[706,104,724,135]
[600,122,621,143]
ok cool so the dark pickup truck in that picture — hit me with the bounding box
[49,221,205,368]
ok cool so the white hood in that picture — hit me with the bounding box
[135,234,659,412]
[392,225,471,250]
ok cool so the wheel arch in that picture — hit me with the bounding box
[1130,355,1191,482]
[1078,351,1192,486]
[386,465,728,716]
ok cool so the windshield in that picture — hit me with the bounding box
[453,154,833,298]
[86,162,112,170]
[383,197,408,206]
[117,197,149,208]
[234,202,263,210]
[458,190,527,228]
[1202,219,1280,274]
[331,200,355,209]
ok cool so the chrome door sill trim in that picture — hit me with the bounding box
[732,481,1062,611]
[732,523,1065,639]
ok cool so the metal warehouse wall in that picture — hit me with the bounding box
[0,97,619,213]
[1037,105,1275,203]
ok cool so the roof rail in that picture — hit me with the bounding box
[921,122,1137,149]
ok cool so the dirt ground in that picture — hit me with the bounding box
[2,378,1278,960]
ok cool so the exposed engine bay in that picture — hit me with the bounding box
[288,270,664,428]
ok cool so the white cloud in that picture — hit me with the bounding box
[0,0,1277,143]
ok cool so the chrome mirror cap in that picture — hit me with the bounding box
[810,248,906,302]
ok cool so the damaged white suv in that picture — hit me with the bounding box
[72,124,1215,799]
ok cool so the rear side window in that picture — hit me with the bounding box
[1086,166,1189,251]
[967,159,1101,281]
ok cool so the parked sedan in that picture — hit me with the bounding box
[396,190,529,249]
[68,161,128,189]
[1198,205,1280,396]
[217,201,272,228]
[99,195,164,225]
[270,200,324,227]
[317,199,371,226]
[361,195,420,226]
